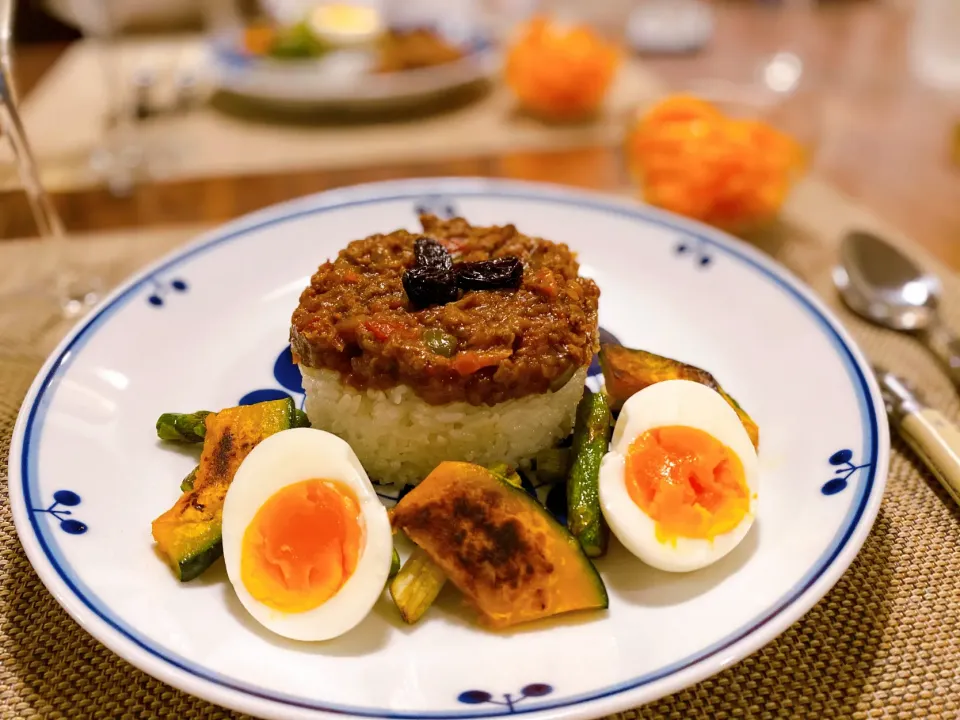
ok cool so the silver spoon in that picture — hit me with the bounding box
[834,230,960,388]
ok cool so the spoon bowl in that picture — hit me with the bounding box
[834,230,942,331]
[835,229,960,391]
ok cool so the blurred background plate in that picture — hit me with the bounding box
[207,30,499,110]
[44,0,199,35]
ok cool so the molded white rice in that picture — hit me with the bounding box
[300,366,588,486]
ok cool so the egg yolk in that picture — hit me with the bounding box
[624,426,750,543]
[314,5,379,33]
[241,479,362,614]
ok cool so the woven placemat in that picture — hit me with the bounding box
[1,183,959,719]
[0,36,660,194]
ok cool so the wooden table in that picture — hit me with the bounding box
[2,0,958,267]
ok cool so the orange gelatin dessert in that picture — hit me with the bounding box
[626,94,807,232]
[505,15,620,122]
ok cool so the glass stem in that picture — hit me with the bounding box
[0,77,79,312]
[90,0,142,196]
[0,0,63,240]
[0,0,100,319]
[0,82,64,239]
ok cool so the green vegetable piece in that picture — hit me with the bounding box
[159,407,309,440]
[389,547,447,624]
[567,390,612,558]
[423,328,458,357]
[293,409,311,428]
[269,21,327,58]
[389,547,401,579]
[487,461,510,477]
[487,462,522,488]
[535,447,571,485]
[156,411,211,443]
[180,466,198,493]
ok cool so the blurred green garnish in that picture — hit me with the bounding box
[269,21,329,59]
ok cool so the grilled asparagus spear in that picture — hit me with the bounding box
[157,408,309,443]
[389,547,401,579]
[567,389,612,558]
[156,412,211,443]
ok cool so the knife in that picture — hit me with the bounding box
[875,366,960,507]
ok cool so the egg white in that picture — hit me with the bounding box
[599,379,759,572]
[221,427,392,641]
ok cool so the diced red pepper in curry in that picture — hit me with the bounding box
[364,320,403,342]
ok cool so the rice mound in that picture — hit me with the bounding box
[301,365,588,486]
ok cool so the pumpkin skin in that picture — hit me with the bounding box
[598,344,759,450]
[391,462,608,629]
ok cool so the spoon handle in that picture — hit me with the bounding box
[921,320,960,389]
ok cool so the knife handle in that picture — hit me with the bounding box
[899,408,960,507]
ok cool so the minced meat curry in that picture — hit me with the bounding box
[290,215,600,406]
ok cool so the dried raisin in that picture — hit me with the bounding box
[455,257,523,291]
[403,266,458,308]
[414,237,452,270]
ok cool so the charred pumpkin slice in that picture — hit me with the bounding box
[391,461,608,629]
[599,344,759,450]
[152,398,295,581]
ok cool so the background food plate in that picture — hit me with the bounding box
[8,178,889,720]
[208,31,498,109]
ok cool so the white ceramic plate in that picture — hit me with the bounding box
[9,178,889,720]
[208,30,498,109]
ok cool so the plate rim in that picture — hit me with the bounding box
[8,177,890,720]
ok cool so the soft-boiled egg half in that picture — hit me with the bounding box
[221,428,392,641]
[599,379,759,572]
[307,3,384,47]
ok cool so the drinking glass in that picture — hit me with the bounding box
[0,0,102,327]
[61,0,147,196]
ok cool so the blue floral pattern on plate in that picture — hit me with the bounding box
[239,347,305,408]
[415,195,458,219]
[675,237,712,268]
[458,684,553,712]
[33,490,87,535]
[147,277,188,307]
[822,449,870,495]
